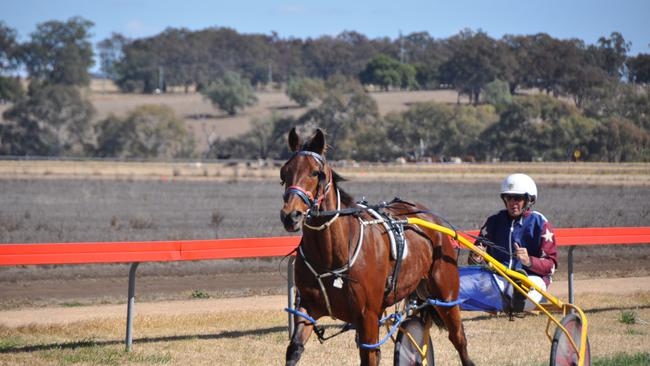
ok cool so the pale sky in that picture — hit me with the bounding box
[2,0,649,58]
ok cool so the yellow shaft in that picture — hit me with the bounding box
[406,217,589,366]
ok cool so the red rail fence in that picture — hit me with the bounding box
[1,227,649,350]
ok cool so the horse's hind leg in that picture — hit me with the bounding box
[434,305,475,366]
[286,306,314,366]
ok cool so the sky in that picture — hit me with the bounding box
[2,0,649,67]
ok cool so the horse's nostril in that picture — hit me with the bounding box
[290,211,303,220]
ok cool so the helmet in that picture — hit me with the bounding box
[500,173,537,204]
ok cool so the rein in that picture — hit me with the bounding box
[283,151,331,212]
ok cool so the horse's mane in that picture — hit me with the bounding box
[331,169,355,206]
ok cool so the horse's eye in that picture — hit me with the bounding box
[311,171,319,177]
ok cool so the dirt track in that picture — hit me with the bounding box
[1,276,648,328]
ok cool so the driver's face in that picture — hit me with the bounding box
[503,194,526,218]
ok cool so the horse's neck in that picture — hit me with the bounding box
[302,185,353,268]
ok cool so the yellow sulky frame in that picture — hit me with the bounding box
[407,218,590,366]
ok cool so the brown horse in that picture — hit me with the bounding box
[280,128,473,366]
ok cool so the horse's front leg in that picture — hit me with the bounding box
[286,306,314,366]
[357,313,381,366]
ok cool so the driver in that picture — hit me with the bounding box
[469,173,558,312]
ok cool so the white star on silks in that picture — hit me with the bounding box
[481,227,488,236]
[542,229,554,242]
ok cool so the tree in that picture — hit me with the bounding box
[627,53,650,84]
[595,32,630,79]
[482,79,512,109]
[0,22,23,102]
[299,78,380,160]
[286,77,325,107]
[439,30,508,104]
[1,84,95,156]
[0,76,23,103]
[114,38,158,93]
[359,54,416,91]
[478,95,597,161]
[94,105,195,158]
[563,47,609,108]
[0,21,19,72]
[384,102,497,161]
[207,113,297,160]
[97,33,130,81]
[588,117,649,162]
[201,71,258,115]
[19,17,94,86]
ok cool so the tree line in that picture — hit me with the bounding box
[0,17,648,161]
[210,76,649,163]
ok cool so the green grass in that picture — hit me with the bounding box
[593,352,650,366]
[0,337,23,351]
[42,345,172,365]
[540,352,650,366]
[618,310,638,325]
[190,289,210,299]
[61,301,84,307]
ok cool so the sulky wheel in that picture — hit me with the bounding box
[550,313,591,366]
[394,316,435,366]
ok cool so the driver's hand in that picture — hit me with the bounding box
[469,243,486,264]
[514,243,531,267]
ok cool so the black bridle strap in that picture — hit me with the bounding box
[283,150,329,210]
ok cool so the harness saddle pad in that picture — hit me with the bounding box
[365,207,408,260]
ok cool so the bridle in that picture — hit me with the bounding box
[282,150,336,229]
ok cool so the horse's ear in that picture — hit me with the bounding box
[288,127,301,152]
[306,129,326,155]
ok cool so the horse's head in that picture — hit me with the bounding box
[280,127,329,232]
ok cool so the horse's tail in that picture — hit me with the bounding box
[428,307,447,330]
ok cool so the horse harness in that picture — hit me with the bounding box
[283,151,434,325]
[283,150,331,215]
[297,196,423,320]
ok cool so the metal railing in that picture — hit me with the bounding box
[1,227,648,351]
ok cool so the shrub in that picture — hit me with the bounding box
[483,79,512,108]
[190,290,210,299]
[201,71,257,116]
[0,76,23,103]
[619,310,638,325]
[286,77,325,107]
[95,104,196,159]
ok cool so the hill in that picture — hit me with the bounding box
[82,80,470,152]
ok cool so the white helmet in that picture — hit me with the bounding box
[500,173,537,204]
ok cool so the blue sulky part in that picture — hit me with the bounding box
[285,307,318,325]
[359,313,404,349]
[426,298,464,307]
[285,298,462,350]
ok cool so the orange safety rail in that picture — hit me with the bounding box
[0,236,301,266]
[1,228,648,267]
[554,227,650,246]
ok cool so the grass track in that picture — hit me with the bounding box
[1,292,648,365]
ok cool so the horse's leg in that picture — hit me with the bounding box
[357,313,381,366]
[285,306,314,366]
[434,305,474,366]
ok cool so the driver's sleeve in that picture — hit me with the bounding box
[527,221,558,276]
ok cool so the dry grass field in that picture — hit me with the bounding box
[0,82,470,153]
[85,88,469,152]
[0,292,648,365]
[0,161,649,365]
